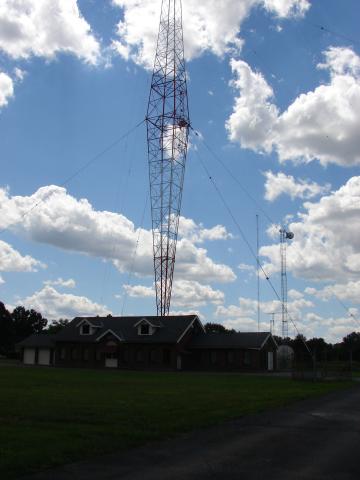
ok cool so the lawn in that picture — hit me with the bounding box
[0,367,353,478]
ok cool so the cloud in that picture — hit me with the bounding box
[216,295,314,335]
[13,67,26,81]
[0,0,100,64]
[263,0,310,17]
[0,275,4,284]
[288,288,303,300]
[123,284,154,298]
[305,280,360,305]
[111,0,309,68]
[226,58,279,151]
[178,216,231,243]
[238,263,256,273]
[0,239,44,272]
[264,171,331,201]
[43,277,76,289]
[0,71,14,107]
[124,279,224,309]
[216,295,313,321]
[227,47,360,167]
[19,285,110,319]
[303,312,360,343]
[0,185,236,284]
[260,176,360,282]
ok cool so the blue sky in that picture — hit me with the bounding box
[1,0,360,342]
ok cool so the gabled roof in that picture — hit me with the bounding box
[133,317,163,328]
[17,334,56,348]
[54,315,200,344]
[76,318,103,328]
[188,332,275,350]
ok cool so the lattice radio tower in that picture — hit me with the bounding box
[279,228,294,337]
[146,0,190,316]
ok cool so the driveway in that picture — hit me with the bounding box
[25,386,360,480]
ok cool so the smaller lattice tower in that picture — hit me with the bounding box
[279,228,294,338]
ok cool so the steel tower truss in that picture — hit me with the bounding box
[280,228,294,338]
[280,229,288,338]
[146,0,190,316]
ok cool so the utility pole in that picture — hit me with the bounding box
[146,0,190,316]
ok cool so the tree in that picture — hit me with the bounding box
[342,332,360,361]
[46,319,70,334]
[0,302,15,355]
[11,306,47,341]
[204,323,235,334]
[307,337,328,361]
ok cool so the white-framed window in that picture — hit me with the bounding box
[80,323,91,335]
[140,323,150,335]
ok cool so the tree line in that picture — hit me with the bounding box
[0,302,69,357]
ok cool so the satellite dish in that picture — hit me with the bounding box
[286,231,294,240]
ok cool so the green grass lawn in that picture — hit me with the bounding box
[0,367,354,478]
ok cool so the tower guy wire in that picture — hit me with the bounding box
[0,119,145,237]
[193,146,313,358]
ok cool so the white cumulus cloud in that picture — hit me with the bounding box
[111,0,309,68]
[227,47,360,167]
[0,71,14,107]
[0,185,236,284]
[305,280,360,305]
[264,171,331,201]
[0,239,44,272]
[0,0,100,64]
[124,279,224,309]
[19,285,110,319]
[260,176,360,282]
[43,277,76,289]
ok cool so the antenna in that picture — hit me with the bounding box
[256,214,260,332]
[279,228,294,338]
[146,0,190,316]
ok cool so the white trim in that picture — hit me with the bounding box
[260,333,270,350]
[95,329,123,342]
[133,318,161,328]
[260,333,278,350]
[76,318,103,328]
[176,316,204,343]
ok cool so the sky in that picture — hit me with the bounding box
[0,0,360,342]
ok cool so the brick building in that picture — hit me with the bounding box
[18,315,278,372]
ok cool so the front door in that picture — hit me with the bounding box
[267,351,274,371]
[105,353,118,368]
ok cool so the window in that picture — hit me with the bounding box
[227,351,234,364]
[60,348,66,360]
[136,350,144,362]
[106,353,117,360]
[140,323,150,335]
[163,349,171,365]
[121,349,129,364]
[210,351,217,365]
[244,351,251,366]
[81,323,90,335]
[150,349,159,364]
[96,349,102,361]
[71,348,78,361]
[83,348,89,361]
